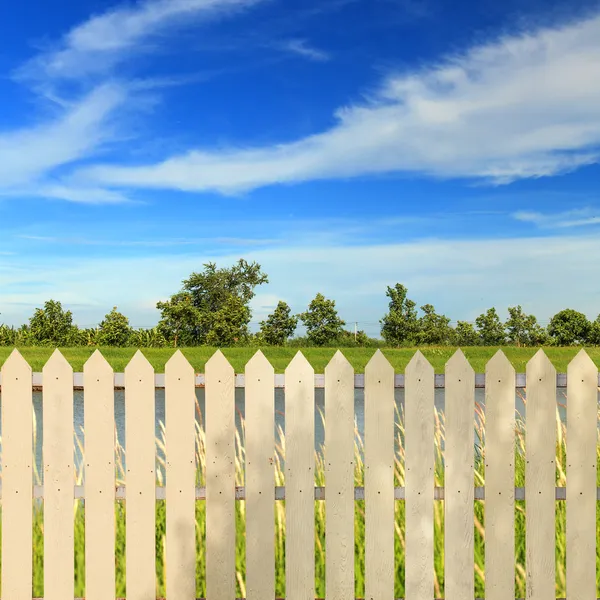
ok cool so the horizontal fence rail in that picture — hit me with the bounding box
[1,372,599,388]
[1,485,596,501]
[0,347,598,600]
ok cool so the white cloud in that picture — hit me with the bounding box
[0,84,126,189]
[2,233,600,329]
[75,12,600,193]
[20,0,266,81]
[512,208,600,228]
[281,39,330,62]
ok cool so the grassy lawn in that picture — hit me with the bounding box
[0,345,599,372]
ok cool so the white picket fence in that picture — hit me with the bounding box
[0,348,598,600]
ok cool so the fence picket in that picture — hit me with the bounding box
[445,350,475,600]
[83,351,115,600]
[206,351,236,600]
[1,350,33,600]
[325,351,355,600]
[365,350,395,600]
[245,351,275,600]
[285,352,315,600]
[485,350,515,600]
[124,350,156,600]
[165,350,196,599]
[405,351,435,600]
[566,350,597,600]
[526,350,556,600]
[43,350,74,600]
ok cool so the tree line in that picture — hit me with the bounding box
[1,260,599,347]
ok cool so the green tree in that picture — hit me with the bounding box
[380,284,418,346]
[589,315,600,345]
[299,293,345,346]
[157,259,268,346]
[415,304,453,345]
[259,301,298,345]
[156,292,200,346]
[548,309,590,345]
[475,308,505,345]
[29,300,79,346]
[97,307,132,347]
[454,321,479,346]
[505,305,547,346]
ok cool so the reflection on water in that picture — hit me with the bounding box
[0,386,572,484]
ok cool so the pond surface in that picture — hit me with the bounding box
[0,387,574,483]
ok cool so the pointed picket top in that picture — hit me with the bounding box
[406,349,433,376]
[285,350,314,380]
[42,348,73,375]
[567,348,597,378]
[485,349,515,379]
[526,348,556,378]
[0,348,31,375]
[124,349,153,374]
[365,349,393,378]
[325,349,353,374]
[205,348,234,376]
[165,348,193,373]
[445,347,473,372]
[246,349,274,374]
[83,349,113,375]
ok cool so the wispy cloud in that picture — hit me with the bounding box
[20,0,267,82]
[75,12,600,193]
[513,208,600,228]
[280,39,330,61]
[0,83,126,189]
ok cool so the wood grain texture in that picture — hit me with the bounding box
[43,350,74,600]
[165,351,196,600]
[445,350,475,600]
[206,351,236,600]
[83,351,116,600]
[485,351,515,600]
[124,350,156,600]
[526,350,556,600]
[566,350,597,600]
[245,351,275,600]
[325,351,355,600]
[1,350,33,600]
[405,351,435,600]
[364,350,395,600]
[285,352,315,600]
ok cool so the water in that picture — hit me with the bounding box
[0,387,570,483]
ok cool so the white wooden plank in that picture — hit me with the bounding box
[566,350,597,600]
[1,350,33,600]
[526,350,556,600]
[245,351,275,600]
[325,351,355,600]
[83,351,116,600]
[124,350,156,600]
[165,350,196,600]
[206,351,236,600]
[42,350,74,600]
[405,351,435,600]
[445,350,475,600]
[285,352,315,600]
[365,350,395,600]
[485,350,515,600]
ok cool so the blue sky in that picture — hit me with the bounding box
[1,0,600,335]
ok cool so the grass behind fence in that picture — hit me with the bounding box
[2,345,600,372]
[0,397,598,597]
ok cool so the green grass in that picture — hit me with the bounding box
[0,400,597,597]
[1,345,599,372]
